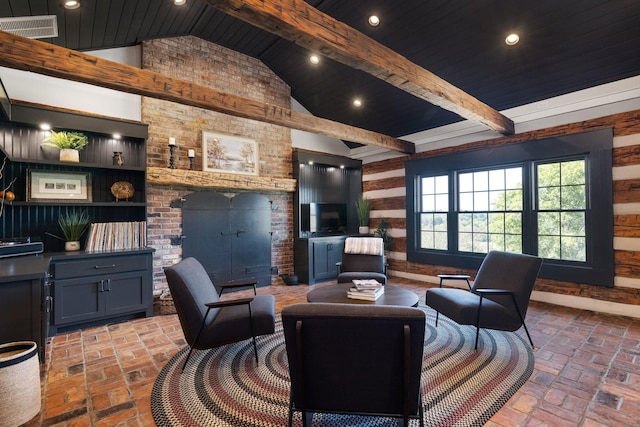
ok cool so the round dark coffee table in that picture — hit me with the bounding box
[306,283,419,307]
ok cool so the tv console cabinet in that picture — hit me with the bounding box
[294,236,347,285]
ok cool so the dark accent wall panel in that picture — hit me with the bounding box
[293,150,363,237]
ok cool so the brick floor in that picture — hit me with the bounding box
[23,279,640,426]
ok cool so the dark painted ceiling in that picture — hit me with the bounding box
[1,0,639,139]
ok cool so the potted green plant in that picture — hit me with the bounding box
[355,196,371,234]
[374,217,394,253]
[42,130,89,162]
[58,210,91,251]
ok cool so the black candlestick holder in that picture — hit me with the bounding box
[168,145,176,169]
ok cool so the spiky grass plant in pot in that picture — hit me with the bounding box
[58,210,91,251]
[355,196,371,234]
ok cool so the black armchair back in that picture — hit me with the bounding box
[282,303,425,427]
[426,250,542,349]
[336,237,387,284]
[164,257,275,369]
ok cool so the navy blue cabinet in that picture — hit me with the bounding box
[295,236,346,285]
[182,191,272,290]
[49,250,153,334]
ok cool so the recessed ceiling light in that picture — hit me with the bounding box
[308,161,314,165]
[174,0,186,5]
[39,123,51,130]
[368,15,380,26]
[505,33,520,46]
[112,133,121,139]
[309,55,320,65]
[64,0,80,9]
[353,98,362,107]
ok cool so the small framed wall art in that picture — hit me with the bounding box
[27,170,92,203]
[202,131,258,176]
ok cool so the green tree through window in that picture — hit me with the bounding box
[537,159,586,261]
[419,175,448,250]
[458,167,523,254]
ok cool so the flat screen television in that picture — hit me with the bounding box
[300,203,348,235]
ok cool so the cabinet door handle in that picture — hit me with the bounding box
[44,296,53,313]
[94,264,116,269]
[98,279,112,292]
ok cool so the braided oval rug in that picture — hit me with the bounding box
[152,308,533,427]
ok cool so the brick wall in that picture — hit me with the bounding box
[141,36,293,291]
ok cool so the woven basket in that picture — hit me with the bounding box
[159,290,177,315]
[0,341,41,427]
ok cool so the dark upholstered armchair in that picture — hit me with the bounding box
[336,237,387,285]
[282,303,425,427]
[164,257,276,370]
[426,250,542,349]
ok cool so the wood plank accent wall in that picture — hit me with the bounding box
[363,110,640,311]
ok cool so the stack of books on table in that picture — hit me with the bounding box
[347,279,384,301]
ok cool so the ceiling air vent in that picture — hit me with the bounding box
[0,15,58,39]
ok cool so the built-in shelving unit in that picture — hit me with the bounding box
[0,103,153,345]
[0,119,147,252]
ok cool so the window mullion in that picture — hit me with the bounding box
[522,160,536,255]
[449,170,457,253]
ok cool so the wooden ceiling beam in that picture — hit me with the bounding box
[204,0,515,136]
[0,31,415,154]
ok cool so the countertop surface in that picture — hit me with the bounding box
[0,254,51,282]
[0,248,155,282]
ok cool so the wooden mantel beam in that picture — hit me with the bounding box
[0,31,415,154]
[147,167,296,192]
[204,0,515,136]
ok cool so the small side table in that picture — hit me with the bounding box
[437,274,471,290]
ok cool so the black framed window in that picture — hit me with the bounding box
[456,166,524,254]
[405,128,613,287]
[536,159,587,262]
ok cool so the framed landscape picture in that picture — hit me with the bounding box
[27,170,92,203]
[202,131,258,176]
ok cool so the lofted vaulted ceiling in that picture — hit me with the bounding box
[1,0,639,140]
